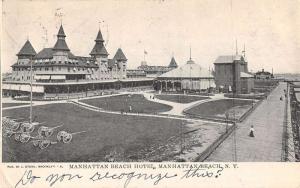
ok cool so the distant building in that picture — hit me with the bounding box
[254,69,274,80]
[2,73,12,81]
[214,54,254,94]
[156,57,215,92]
[137,56,178,78]
[126,69,146,79]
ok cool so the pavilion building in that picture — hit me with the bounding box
[155,57,215,92]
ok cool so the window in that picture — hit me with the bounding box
[59,67,61,71]
[51,67,54,71]
[68,67,70,72]
[59,61,62,64]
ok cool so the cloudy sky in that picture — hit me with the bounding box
[2,0,300,73]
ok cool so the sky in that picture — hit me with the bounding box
[2,0,300,73]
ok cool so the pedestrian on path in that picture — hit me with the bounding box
[249,125,255,137]
[129,105,132,112]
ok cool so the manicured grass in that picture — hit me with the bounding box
[2,103,30,108]
[155,95,210,103]
[2,103,188,162]
[80,94,172,113]
[185,99,255,120]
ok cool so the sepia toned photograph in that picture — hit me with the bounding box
[1,0,300,164]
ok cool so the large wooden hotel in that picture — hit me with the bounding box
[2,25,153,99]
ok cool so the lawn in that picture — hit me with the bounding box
[80,94,172,113]
[2,103,190,162]
[185,99,255,120]
[155,94,210,103]
[2,103,30,108]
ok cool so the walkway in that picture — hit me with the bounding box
[205,82,287,162]
[71,99,227,125]
[142,93,225,116]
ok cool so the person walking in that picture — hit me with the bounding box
[129,105,132,112]
[249,125,255,137]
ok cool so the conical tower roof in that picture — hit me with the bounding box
[113,48,127,61]
[57,25,66,37]
[53,25,70,51]
[168,56,178,68]
[90,29,108,56]
[17,40,37,57]
[95,29,104,42]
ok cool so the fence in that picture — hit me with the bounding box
[194,123,236,162]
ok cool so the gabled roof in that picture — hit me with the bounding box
[113,48,127,61]
[34,48,76,59]
[17,40,37,57]
[168,57,178,68]
[214,55,244,64]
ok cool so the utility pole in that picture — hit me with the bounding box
[29,56,33,124]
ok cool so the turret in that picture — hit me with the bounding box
[17,40,36,59]
[90,29,108,59]
[113,48,127,79]
[53,25,70,51]
[168,56,178,68]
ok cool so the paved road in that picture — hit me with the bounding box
[206,82,286,162]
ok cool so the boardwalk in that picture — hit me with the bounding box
[206,82,286,162]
